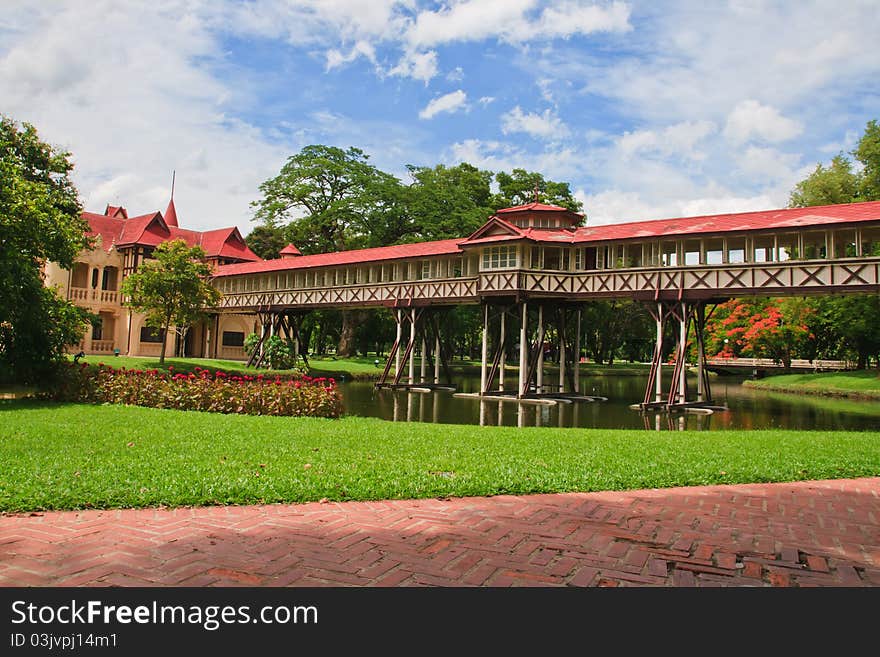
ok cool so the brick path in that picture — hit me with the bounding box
[1,478,877,587]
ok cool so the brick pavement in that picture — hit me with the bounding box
[1,478,877,587]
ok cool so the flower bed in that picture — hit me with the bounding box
[46,363,343,418]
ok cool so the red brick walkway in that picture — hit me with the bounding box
[1,478,878,587]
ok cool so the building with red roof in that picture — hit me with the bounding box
[45,198,261,359]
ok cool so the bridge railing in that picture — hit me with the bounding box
[215,256,880,310]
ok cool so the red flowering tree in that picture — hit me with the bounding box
[703,298,815,369]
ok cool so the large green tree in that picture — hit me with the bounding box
[790,119,880,207]
[0,116,93,383]
[493,168,584,216]
[121,240,220,366]
[788,119,880,369]
[405,163,495,240]
[245,224,287,260]
[251,145,406,356]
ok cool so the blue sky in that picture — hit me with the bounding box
[2,1,879,233]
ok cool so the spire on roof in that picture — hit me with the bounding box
[164,170,179,227]
[279,243,302,259]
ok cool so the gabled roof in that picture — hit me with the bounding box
[464,216,521,241]
[81,204,260,262]
[213,239,463,277]
[104,205,128,219]
[280,244,302,256]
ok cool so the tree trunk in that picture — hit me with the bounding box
[337,310,365,358]
[159,320,170,366]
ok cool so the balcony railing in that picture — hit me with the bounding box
[70,287,119,304]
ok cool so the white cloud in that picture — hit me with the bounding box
[478,96,495,106]
[580,189,779,226]
[407,0,631,47]
[617,120,715,160]
[419,89,468,119]
[446,66,464,81]
[724,100,803,144]
[388,49,438,83]
[0,2,286,232]
[325,40,376,70]
[448,139,580,180]
[501,106,569,140]
[536,1,632,39]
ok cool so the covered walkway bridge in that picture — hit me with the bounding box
[211,200,880,410]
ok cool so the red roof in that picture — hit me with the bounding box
[280,244,302,256]
[188,200,880,278]
[214,239,463,277]
[164,198,179,228]
[572,200,880,243]
[496,202,577,214]
[82,205,260,262]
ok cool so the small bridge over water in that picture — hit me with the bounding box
[211,200,880,411]
[705,358,850,377]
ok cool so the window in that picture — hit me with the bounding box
[91,268,99,288]
[833,230,856,258]
[222,331,245,347]
[661,242,678,267]
[139,327,165,343]
[481,245,518,270]
[421,260,432,279]
[91,317,103,341]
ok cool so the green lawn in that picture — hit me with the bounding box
[68,354,299,376]
[1,400,878,512]
[745,370,880,399]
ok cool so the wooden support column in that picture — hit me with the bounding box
[394,309,402,376]
[695,305,704,402]
[498,309,506,392]
[420,335,427,383]
[573,308,581,394]
[408,308,416,385]
[434,331,441,385]
[518,302,528,398]
[655,302,664,403]
[558,308,566,393]
[678,302,687,404]
[480,303,489,394]
[536,304,545,394]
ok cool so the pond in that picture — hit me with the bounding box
[336,373,880,431]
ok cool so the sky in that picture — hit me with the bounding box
[1,0,879,234]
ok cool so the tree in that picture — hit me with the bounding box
[0,115,93,383]
[788,119,880,369]
[494,168,584,215]
[405,163,495,240]
[788,155,860,207]
[245,224,287,260]
[854,119,880,201]
[790,119,880,207]
[251,145,404,356]
[121,240,220,366]
[252,145,400,253]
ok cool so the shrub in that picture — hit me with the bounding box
[44,363,342,418]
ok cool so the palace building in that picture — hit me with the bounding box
[43,197,261,360]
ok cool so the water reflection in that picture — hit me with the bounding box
[340,374,880,431]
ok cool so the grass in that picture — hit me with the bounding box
[1,400,878,512]
[745,370,880,399]
[69,354,299,377]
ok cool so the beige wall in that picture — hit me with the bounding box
[46,238,256,361]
